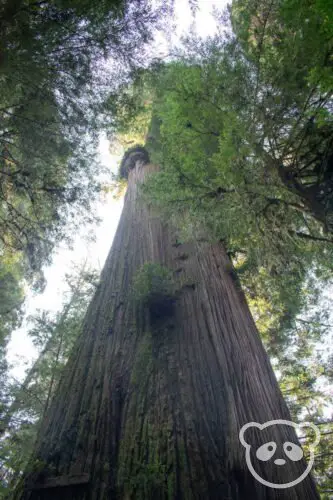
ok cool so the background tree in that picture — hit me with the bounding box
[0,262,99,496]
[230,0,333,231]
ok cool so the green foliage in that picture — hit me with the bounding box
[133,57,332,341]
[0,254,24,344]
[0,1,191,494]
[112,6,333,493]
[230,0,333,231]
[132,263,177,312]
[0,262,99,493]
[0,0,177,374]
[0,0,142,276]
[1,0,332,495]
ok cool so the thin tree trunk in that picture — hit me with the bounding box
[1,277,84,437]
[16,148,319,499]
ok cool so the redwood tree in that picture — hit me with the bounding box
[16,147,319,499]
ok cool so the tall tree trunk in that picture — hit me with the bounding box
[17,148,319,500]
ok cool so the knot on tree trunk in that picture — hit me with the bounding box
[119,145,150,179]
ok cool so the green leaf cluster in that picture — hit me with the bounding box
[132,263,177,310]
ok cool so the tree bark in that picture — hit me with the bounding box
[17,148,319,499]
